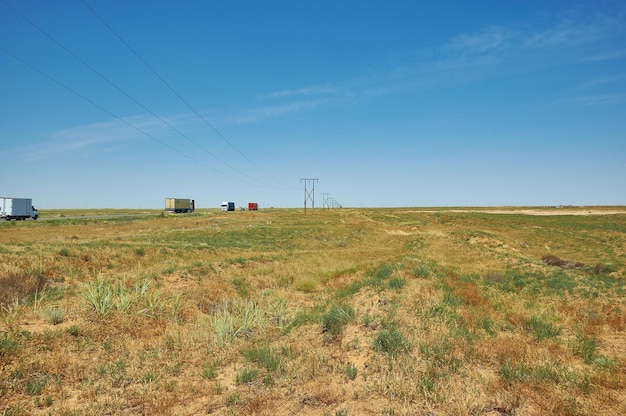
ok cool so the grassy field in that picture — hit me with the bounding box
[1,207,624,415]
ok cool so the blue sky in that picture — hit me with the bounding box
[1,0,625,209]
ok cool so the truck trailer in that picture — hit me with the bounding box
[1,197,38,220]
[165,198,195,213]
[248,202,258,211]
[221,201,235,212]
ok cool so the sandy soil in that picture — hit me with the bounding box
[413,207,626,216]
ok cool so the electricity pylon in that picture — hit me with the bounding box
[321,193,330,210]
[300,178,318,214]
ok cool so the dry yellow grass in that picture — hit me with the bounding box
[1,207,625,415]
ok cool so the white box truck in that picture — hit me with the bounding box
[1,197,39,220]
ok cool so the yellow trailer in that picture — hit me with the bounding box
[165,198,195,213]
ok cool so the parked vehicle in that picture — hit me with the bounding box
[248,202,259,211]
[165,198,195,213]
[221,201,235,212]
[1,197,38,220]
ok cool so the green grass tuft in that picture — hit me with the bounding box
[322,303,355,337]
[524,316,561,341]
[242,346,282,372]
[373,326,410,357]
[235,367,258,384]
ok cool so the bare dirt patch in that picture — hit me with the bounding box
[415,207,626,216]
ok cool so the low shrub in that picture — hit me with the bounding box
[0,272,46,308]
[592,262,615,275]
[542,254,585,269]
[40,307,66,325]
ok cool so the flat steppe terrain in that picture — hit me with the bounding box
[1,207,624,415]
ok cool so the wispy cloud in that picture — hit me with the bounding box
[226,77,366,125]
[69,8,618,133]
[444,25,516,55]
[226,98,336,125]
[586,48,626,62]
[262,85,337,99]
[524,15,618,49]
[237,9,624,124]
[16,115,169,161]
[564,93,626,106]
[441,12,620,60]
[575,74,626,90]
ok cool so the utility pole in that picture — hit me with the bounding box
[300,178,318,214]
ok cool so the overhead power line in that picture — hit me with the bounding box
[80,0,291,188]
[1,0,273,187]
[0,46,255,184]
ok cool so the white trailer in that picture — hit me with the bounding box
[1,197,39,220]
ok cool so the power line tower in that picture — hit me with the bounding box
[321,193,330,210]
[300,178,318,214]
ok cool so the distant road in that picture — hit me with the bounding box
[38,213,160,221]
